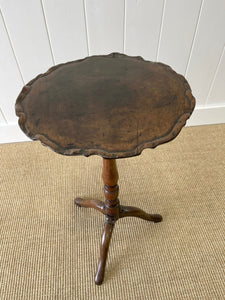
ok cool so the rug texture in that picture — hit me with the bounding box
[0,124,224,299]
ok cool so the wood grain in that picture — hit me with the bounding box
[75,158,163,284]
[15,53,195,158]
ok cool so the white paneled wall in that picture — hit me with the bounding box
[0,0,54,82]
[85,0,124,54]
[42,0,88,63]
[125,0,164,60]
[208,46,225,104]
[0,9,24,123]
[157,0,202,75]
[185,0,225,105]
[0,0,224,143]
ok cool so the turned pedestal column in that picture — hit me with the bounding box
[15,53,195,285]
[75,158,162,285]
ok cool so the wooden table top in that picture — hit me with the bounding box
[15,53,195,159]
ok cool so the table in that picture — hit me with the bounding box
[15,53,195,285]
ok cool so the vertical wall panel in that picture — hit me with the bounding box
[157,0,202,75]
[0,10,24,123]
[0,0,225,143]
[0,0,54,83]
[0,108,6,125]
[42,0,88,64]
[125,0,164,61]
[186,0,225,105]
[85,0,124,55]
[207,47,225,105]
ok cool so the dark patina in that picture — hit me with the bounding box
[16,53,195,285]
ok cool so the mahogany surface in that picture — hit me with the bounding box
[15,53,195,159]
[15,53,195,285]
[75,158,162,285]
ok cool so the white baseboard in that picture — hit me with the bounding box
[186,105,225,126]
[0,105,225,144]
[0,123,30,144]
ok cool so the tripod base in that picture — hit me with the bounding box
[75,159,162,285]
[75,198,162,223]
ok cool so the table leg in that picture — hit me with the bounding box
[95,219,114,285]
[119,205,162,223]
[94,159,120,284]
[75,158,162,285]
[75,198,105,215]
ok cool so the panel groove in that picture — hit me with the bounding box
[156,0,166,61]
[0,107,7,124]
[0,9,25,84]
[0,0,224,134]
[123,0,126,53]
[41,0,88,63]
[40,0,55,65]
[205,45,225,104]
[83,0,90,56]
[125,0,164,60]
[184,0,204,77]
[85,0,124,55]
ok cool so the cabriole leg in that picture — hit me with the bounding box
[95,219,114,285]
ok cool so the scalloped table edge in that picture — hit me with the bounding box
[15,53,196,159]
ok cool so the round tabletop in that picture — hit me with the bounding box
[15,53,195,159]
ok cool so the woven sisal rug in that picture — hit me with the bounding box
[0,124,224,299]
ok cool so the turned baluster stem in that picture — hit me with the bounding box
[102,158,120,221]
[95,158,120,285]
